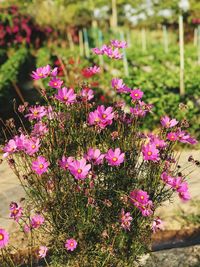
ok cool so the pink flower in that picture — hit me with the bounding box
[0,229,9,248]
[92,47,104,55]
[130,190,153,217]
[88,105,115,129]
[161,172,173,184]
[49,77,63,89]
[59,156,74,170]
[31,65,51,80]
[3,139,17,157]
[130,89,144,100]
[84,148,105,165]
[152,217,163,233]
[24,138,40,155]
[130,190,149,206]
[69,158,91,180]
[120,209,132,231]
[167,132,178,141]
[111,40,127,48]
[32,122,48,136]
[25,106,47,121]
[105,148,125,166]
[55,87,76,105]
[51,67,58,77]
[81,88,94,101]
[160,116,179,128]
[177,130,198,145]
[38,246,48,258]
[111,78,129,93]
[14,134,27,150]
[142,143,160,161]
[65,238,77,251]
[148,134,166,148]
[32,156,50,175]
[9,202,23,222]
[31,214,45,229]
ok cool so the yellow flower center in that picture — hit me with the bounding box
[77,169,82,174]
[54,82,57,86]
[39,164,44,169]
[134,93,138,97]
[95,118,100,122]
[32,145,36,149]
[12,209,19,215]
[102,114,107,119]
[112,157,118,162]
[39,73,43,77]
[70,242,74,247]
[140,196,144,200]
[147,151,152,156]
[171,135,175,139]
[65,164,68,168]
[63,96,68,101]
[0,234,4,241]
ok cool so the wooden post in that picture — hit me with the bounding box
[67,32,74,51]
[179,15,185,96]
[98,29,104,67]
[193,28,198,46]
[83,28,90,58]
[79,30,84,57]
[198,25,200,65]
[111,0,118,29]
[162,25,169,53]
[120,31,129,77]
[141,28,147,52]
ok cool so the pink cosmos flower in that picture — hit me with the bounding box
[105,148,125,166]
[48,77,63,89]
[59,156,74,170]
[130,190,149,207]
[25,106,47,121]
[9,202,23,222]
[55,87,76,105]
[88,105,115,129]
[120,209,133,231]
[92,47,104,55]
[38,246,48,258]
[24,224,30,233]
[130,89,144,100]
[84,148,105,165]
[104,46,122,59]
[32,122,48,136]
[160,116,179,128]
[111,78,129,93]
[148,134,166,148]
[51,67,58,77]
[3,139,17,157]
[142,143,160,161]
[0,229,9,248]
[167,132,178,142]
[88,110,100,126]
[24,138,40,155]
[111,40,127,48]
[161,172,173,184]
[32,156,50,175]
[69,158,91,180]
[65,238,77,251]
[81,88,94,101]
[177,130,198,145]
[152,217,163,233]
[31,65,51,80]
[14,134,28,150]
[31,214,45,229]
[130,190,153,217]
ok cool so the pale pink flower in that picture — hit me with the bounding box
[25,106,47,121]
[65,238,77,251]
[152,217,163,233]
[69,158,91,180]
[24,138,40,155]
[120,209,132,231]
[49,77,63,89]
[105,148,125,166]
[160,116,179,128]
[111,40,127,48]
[38,246,48,258]
[84,148,105,165]
[55,87,76,105]
[0,229,9,248]
[130,89,144,100]
[32,122,48,136]
[142,143,160,161]
[81,88,94,101]
[3,139,17,157]
[31,65,51,80]
[31,214,45,229]
[32,156,50,175]
[59,156,74,170]
[9,202,23,222]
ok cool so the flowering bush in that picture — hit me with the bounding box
[1,40,198,266]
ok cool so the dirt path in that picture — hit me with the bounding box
[0,150,199,231]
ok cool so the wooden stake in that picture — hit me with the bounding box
[141,28,147,52]
[193,28,198,46]
[79,30,84,57]
[67,32,74,51]
[198,25,200,65]
[179,15,185,96]
[83,28,90,58]
[162,25,169,53]
[111,0,118,29]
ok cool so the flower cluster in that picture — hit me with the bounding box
[92,40,127,59]
[130,190,153,216]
